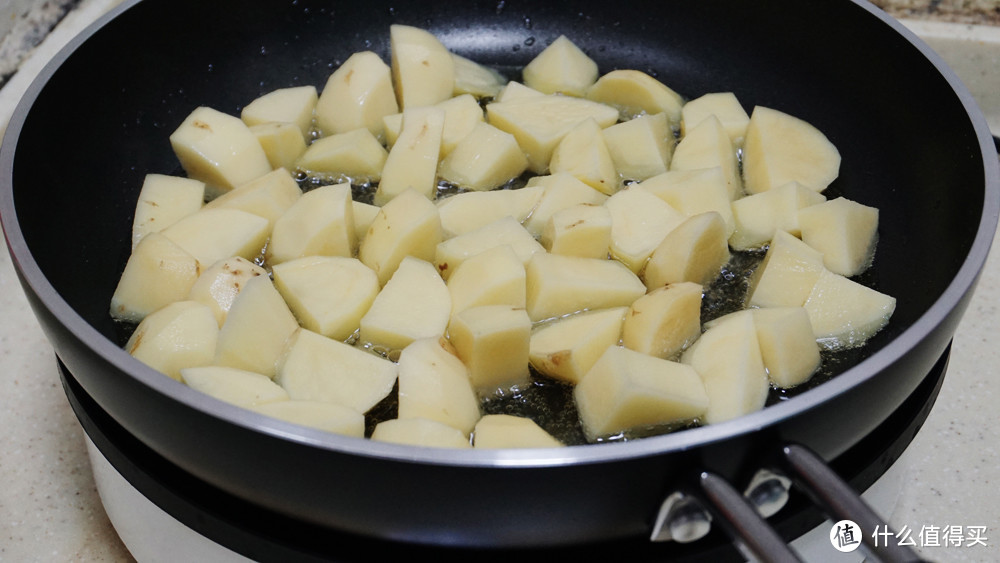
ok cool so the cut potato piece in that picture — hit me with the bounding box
[160,208,269,267]
[585,69,684,124]
[748,230,827,308]
[434,216,544,281]
[181,366,289,408]
[803,269,896,350]
[276,328,397,413]
[473,415,564,449]
[575,345,708,442]
[525,252,646,322]
[521,35,598,97]
[295,128,388,183]
[241,85,317,139]
[267,182,356,265]
[750,307,821,388]
[272,256,380,342]
[397,337,481,435]
[315,51,398,139]
[385,94,484,155]
[375,106,446,205]
[131,174,205,250]
[447,245,526,316]
[204,167,302,229]
[436,185,543,238]
[645,212,731,289]
[447,305,531,392]
[359,187,442,285]
[670,115,743,199]
[540,203,612,259]
[680,92,749,145]
[126,300,218,381]
[251,122,308,171]
[622,282,702,359]
[214,275,299,378]
[485,94,619,173]
[439,122,527,191]
[251,400,365,438]
[390,24,455,109]
[371,417,471,448]
[522,173,609,236]
[549,118,619,195]
[359,257,451,351]
[110,232,201,323]
[743,105,841,194]
[640,167,735,234]
[681,311,769,425]
[605,185,687,273]
[601,113,673,182]
[352,201,380,243]
[495,81,546,103]
[797,197,879,277]
[187,256,267,327]
[729,181,827,250]
[169,106,272,198]
[451,53,506,98]
[529,307,627,384]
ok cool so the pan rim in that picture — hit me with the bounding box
[1,0,997,469]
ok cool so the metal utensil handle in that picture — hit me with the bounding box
[698,471,804,563]
[780,443,926,563]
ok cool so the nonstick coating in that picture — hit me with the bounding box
[2,0,997,548]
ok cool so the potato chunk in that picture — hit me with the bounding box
[447,245,526,316]
[751,307,821,388]
[272,256,380,342]
[605,185,687,273]
[522,35,598,97]
[540,203,612,259]
[160,208,269,267]
[434,216,544,281]
[438,122,528,191]
[681,311,769,425]
[585,69,684,124]
[473,415,564,449]
[181,366,289,408]
[359,257,451,351]
[359,187,442,286]
[375,106,446,204]
[276,328,397,413]
[748,230,826,308]
[522,173,609,236]
[525,253,646,322]
[371,418,471,448]
[397,337,481,435]
[214,275,299,378]
[451,53,506,98]
[644,212,730,289]
[250,122,308,171]
[575,345,708,442]
[622,282,702,359]
[742,105,841,194]
[204,168,302,230]
[130,174,205,250]
[267,182,356,265]
[447,305,531,392]
[241,85,318,139]
[729,181,826,250]
[110,232,201,323]
[549,118,619,195]
[126,300,218,381]
[797,197,879,277]
[680,92,750,145]
[187,256,267,327]
[528,307,627,384]
[315,51,398,139]
[670,115,743,199]
[803,269,896,350]
[390,24,455,109]
[601,113,673,182]
[295,128,388,183]
[640,167,735,234]
[436,185,543,238]
[251,400,365,438]
[169,106,272,198]
[385,94,484,156]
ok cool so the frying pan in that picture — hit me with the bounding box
[1,0,997,558]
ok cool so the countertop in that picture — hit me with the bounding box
[1,1,998,561]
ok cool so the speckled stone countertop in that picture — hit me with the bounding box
[0,2,998,562]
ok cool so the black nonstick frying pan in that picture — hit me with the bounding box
[2,0,998,560]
